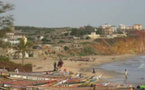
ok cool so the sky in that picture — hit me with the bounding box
[2,0,145,27]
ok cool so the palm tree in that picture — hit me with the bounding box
[19,36,33,65]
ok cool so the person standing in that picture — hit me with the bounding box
[57,58,63,69]
[92,68,96,75]
[53,62,57,71]
[124,69,128,85]
[14,68,19,74]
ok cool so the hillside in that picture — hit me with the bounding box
[58,31,145,56]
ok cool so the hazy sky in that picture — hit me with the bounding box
[2,0,145,27]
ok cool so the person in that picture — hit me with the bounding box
[5,68,9,72]
[62,68,66,76]
[66,71,70,76]
[124,69,128,85]
[76,73,82,78]
[53,62,57,71]
[92,85,96,90]
[57,58,63,69]
[92,68,96,75]
[14,68,19,74]
[136,85,140,90]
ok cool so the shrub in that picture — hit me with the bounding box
[0,55,9,61]
[77,47,96,56]
[69,52,75,56]
[64,46,69,51]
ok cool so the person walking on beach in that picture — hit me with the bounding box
[124,69,128,85]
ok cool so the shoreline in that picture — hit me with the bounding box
[12,54,137,79]
[73,54,137,79]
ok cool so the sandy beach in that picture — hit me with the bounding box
[11,54,136,79]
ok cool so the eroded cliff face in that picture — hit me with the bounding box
[64,31,145,56]
[110,31,145,54]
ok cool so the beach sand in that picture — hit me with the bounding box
[11,54,136,79]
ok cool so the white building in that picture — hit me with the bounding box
[88,32,100,39]
[35,36,44,41]
[8,39,20,45]
[6,32,24,40]
[119,24,126,30]
[2,32,25,45]
[101,24,111,29]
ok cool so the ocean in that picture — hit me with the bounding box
[100,55,145,85]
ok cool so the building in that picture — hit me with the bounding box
[88,32,100,39]
[119,24,143,31]
[101,24,111,29]
[35,36,44,41]
[2,32,25,45]
[119,24,126,30]
[101,24,115,35]
[8,39,20,45]
[133,24,143,30]
[119,24,133,30]
[6,32,24,39]
[103,27,114,35]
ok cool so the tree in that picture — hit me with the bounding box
[84,25,94,32]
[96,28,103,34]
[0,1,14,37]
[70,28,85,37]
[0,1,13,13]
[86,36,91,40]
[18,37,33,65]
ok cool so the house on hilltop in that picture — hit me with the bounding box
[88,32,100,40]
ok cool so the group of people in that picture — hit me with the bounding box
[53,58,64,72]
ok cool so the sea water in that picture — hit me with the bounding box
[100,55,145,85]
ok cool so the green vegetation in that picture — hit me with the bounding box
[72,46,96,56]
[58,40,65,43]
[70,28,85,37]
[69,52,75,56]
[0,1,14,31]
[81,47,96,56]
[42,38,51,44]
[70,25,95,37]
[18,38,34,65]
[15,26,55,31]
[64,46,69,51]
[96,28,103,34]
[0,41,11,48]
[0,55,9,61]
[57,54,66,57]
[0,30,6,38]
